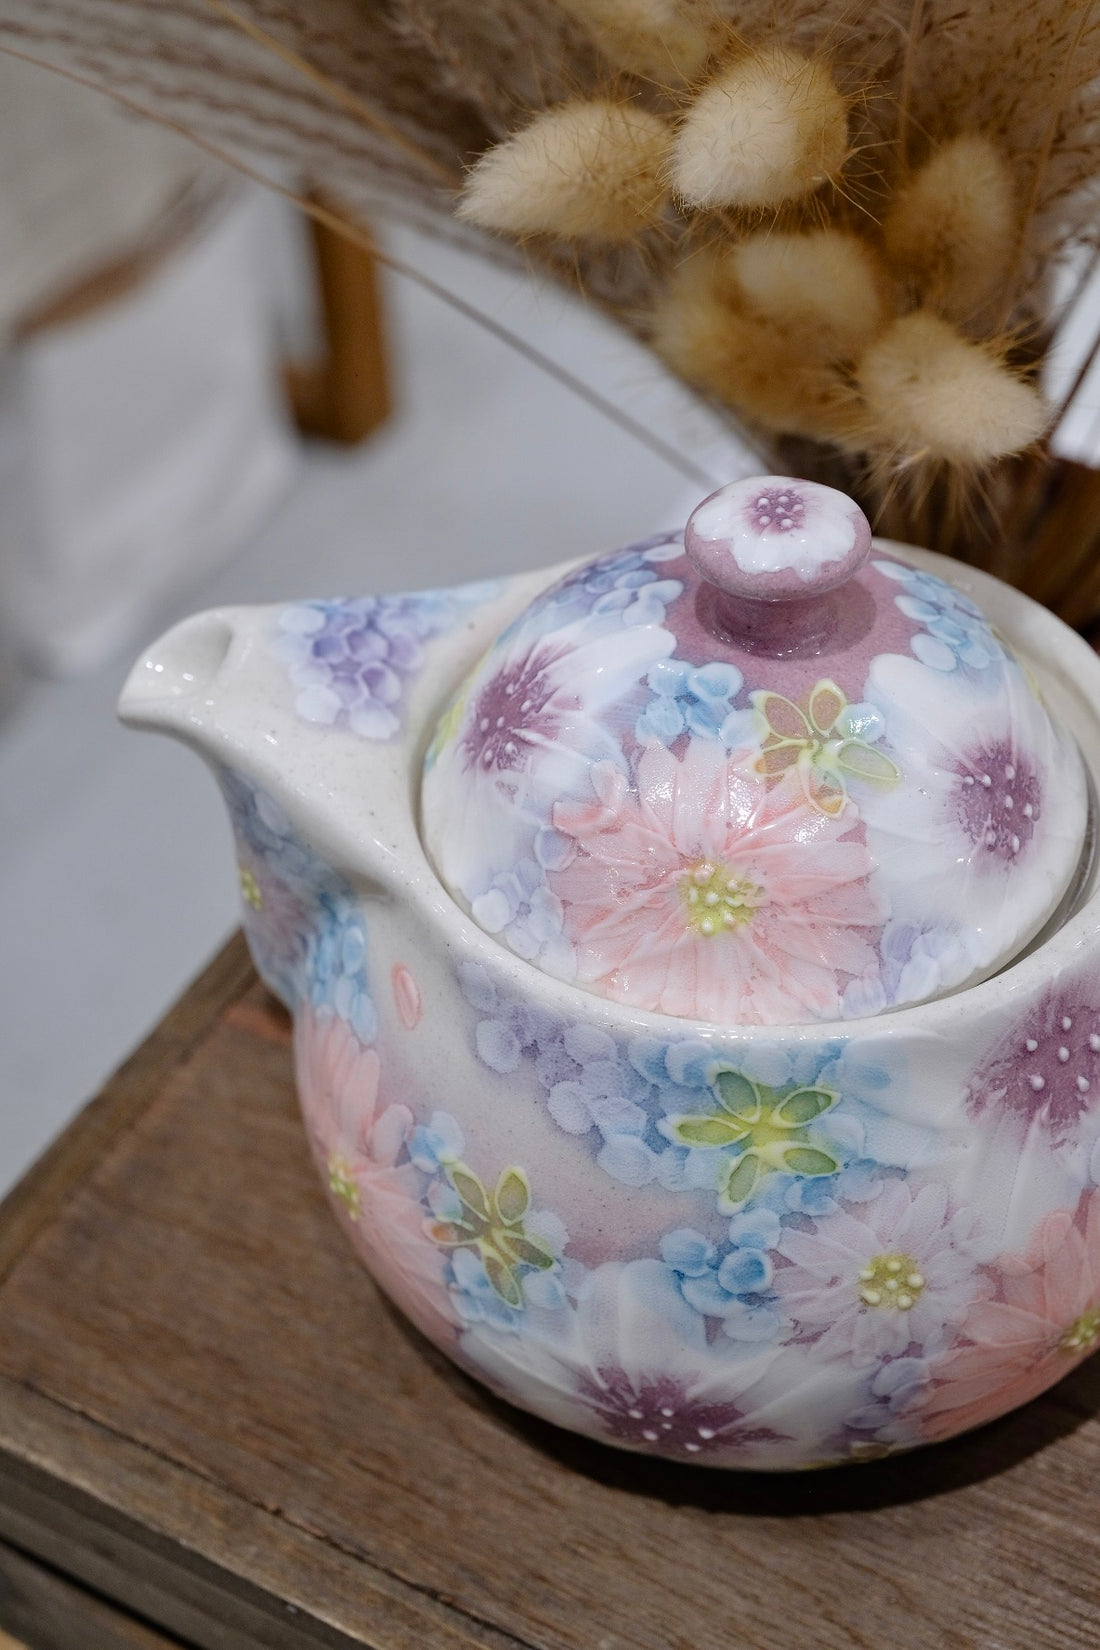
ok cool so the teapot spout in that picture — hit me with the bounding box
[118,608,239,741]
[118,574,542,925]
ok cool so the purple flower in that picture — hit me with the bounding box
[462,643,569,774]
[967,983,1100,1142]
[575,1366,783,1458]
[951,737,1040,863]
[274,585,496,740]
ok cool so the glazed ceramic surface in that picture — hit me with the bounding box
[422,477,1087,1025]
[119,483,1100,1470]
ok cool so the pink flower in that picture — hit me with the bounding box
[294,1007,459,1344]
[391,963,423,1030]
[917,1193,1100,1443]
[774,1180,983,1365]
[548,743,884,1024]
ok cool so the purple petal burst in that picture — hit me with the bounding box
[968,984,1100,1141]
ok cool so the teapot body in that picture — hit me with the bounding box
[122,542,1100,1469]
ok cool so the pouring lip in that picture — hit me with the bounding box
[117,607,242,731]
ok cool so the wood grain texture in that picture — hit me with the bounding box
[0,940,1099,1649]
[0,1539,184,1650]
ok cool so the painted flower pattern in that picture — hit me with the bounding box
[295,1006,459,1345]
[688,476,866,584]
[860,652,1085,998]
[967,981,1100,1144]
[273,583,498,740]
[550,745,884,1024]
[660,1067,842,1211]
[461,1259,787,1463]
[873,559,1007,675]
[774,1180,982,1365]
[917,1194,1100,1442]
[752,680,899,817]
[253,511,1100,1468]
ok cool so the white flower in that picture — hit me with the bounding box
[774,1179,983,1366]
[859,653,1086,997]
[687,476,867,583]
[460,1258,795,1464]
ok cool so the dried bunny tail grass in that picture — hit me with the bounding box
[457,100,672,241]
[856,310,1046,467]
[670,45,850,209]
[650,250,861,440]
[555,0,716,84]
[904,2,1100,265]
[882,134,1017,321]
[730,227,890,357]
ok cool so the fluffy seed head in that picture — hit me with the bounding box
[555,0,714,84]
[458,101,671,242]
[882,135,1018,320]
[857,311,1046,466]
[671,47,849,210]
[652,251,859,440]
[730,229,889,358]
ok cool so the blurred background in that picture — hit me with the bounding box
[0,53,754,1196]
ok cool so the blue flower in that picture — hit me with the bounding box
[307,894,377,1044]
[635,658,748,746]
[661,1225,783,1346]
[273,582,499,740]
[409,1110,465,1172]
[220,767,350,1007]
[874,559,1005,676]
[512,537,685,643]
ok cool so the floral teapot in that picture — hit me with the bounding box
[120,476,1100,1470]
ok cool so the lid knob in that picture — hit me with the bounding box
[686,476,872,656]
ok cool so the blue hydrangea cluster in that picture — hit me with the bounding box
[273,582,499,740]
[874,560,1006,676]
[469,854,572,974]
[220,766,346,1006]
[524,535,685,640]
[635,657,747,747]
[456,960,933,1223]
[660,1217,784,1344]
[307,893,377,1044]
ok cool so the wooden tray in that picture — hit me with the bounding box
[0,936,1098,1650]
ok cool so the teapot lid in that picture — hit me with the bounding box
[421,477,1088,1026]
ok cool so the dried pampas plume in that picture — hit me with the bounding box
[458,100,671,241]
[670,47,849,209]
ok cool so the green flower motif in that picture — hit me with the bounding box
[666,1069,840,1211]
[239,864,263,910]
[752,678,901,817]
[427,1162,556,1307]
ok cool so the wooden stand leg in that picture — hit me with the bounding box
[285,208,392,447]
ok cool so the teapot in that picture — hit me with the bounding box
[119,476,1100,1469]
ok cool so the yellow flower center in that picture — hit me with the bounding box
[239,866,263,910]
[857,1252,925,1311]
[1060,1308,1100,1354]
[680,860,762,937]
[327,1154,360,1219]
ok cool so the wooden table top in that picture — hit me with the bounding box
[0,935,1098,1650]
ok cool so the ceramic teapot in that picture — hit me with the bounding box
[120,476,1100,1470]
